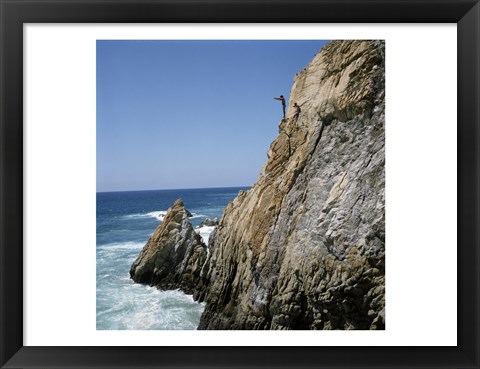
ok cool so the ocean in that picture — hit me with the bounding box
[96,186,249,330]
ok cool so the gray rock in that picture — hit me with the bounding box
[198,217,219,227]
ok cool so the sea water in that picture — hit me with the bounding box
[96,187,248,330]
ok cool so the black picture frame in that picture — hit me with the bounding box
[1,0,478,368]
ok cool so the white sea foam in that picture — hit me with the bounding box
[195,226,215,246]
[96,281,204,330]
[122,213,147,219]
[146,211,167,221]
[123,211,205,222]
[97,241,145,251]
[97,235,206,330]
[122,210,167,221]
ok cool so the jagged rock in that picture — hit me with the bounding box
[129,198,207,294]
[197,40,385,330]
[198,217,220,227]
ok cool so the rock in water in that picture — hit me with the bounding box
[198,217,220,227]
[197,40,385,330]
[129,199,207,295]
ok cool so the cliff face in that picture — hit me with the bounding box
[198,40,385,329]
[130,40,385,330]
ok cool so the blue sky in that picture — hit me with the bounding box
[97,40,329,192]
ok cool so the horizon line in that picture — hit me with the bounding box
[96,185,252,194]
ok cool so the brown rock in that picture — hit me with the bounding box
[130,198,207,295]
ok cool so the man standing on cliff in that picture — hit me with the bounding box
[274,95,286,119]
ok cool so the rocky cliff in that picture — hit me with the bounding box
[131,40,385,330]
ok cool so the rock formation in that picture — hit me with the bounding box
[197,40,385,330]
[129,199,207,295]
[198,217,220,227]
[131,40,385,330]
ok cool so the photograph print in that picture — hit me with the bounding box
[96,39,385,330]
